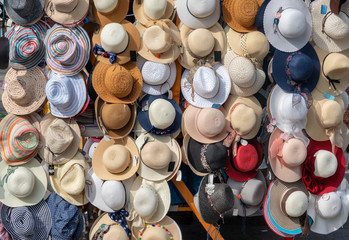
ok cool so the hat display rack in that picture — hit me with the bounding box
[0,0,348,240]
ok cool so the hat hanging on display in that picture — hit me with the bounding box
[92,0,130,25]
[5,0,44,25]
[0,204,11,240]
[82,137,102,161]
[263,0,312,52]
[255,0,270,34]
[133,0,176,26]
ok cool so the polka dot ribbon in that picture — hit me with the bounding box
[93,44,117,64]
[108,209,131,237]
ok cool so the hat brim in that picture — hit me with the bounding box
[5,0,44,25]
[92,0,130,26]
[133,0,176,26]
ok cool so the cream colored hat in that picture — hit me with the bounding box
[92,0,130,25]
[89,213,130,240]
[133,0,176,25]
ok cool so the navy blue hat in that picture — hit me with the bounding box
[255,0,270,34]
[137,93,182,137]
[272,43,320,94]
[46,192,84,240]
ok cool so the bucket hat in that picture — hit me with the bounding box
[92,0,130,25]
[133,0,176,26]
[5,0,44,25]
[0,203,11,240]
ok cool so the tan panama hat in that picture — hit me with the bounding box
[92,0,130,25]
[133,0,176,26]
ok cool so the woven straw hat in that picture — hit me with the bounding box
[89,213,130,240]
[92,61,143,104]
[5,0,44,25]
[133,0,176,26]
[2,67,47,115]
[92,0,130,25]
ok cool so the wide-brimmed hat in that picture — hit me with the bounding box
[50,152,90,206]
[263,0,312,52]
[0,204,11,240]
[5,0,44,25]
[178,22,227,70]
[2,67,47,115]
[92,61,143,104]
[136,20,181,64]
[222,0,264,32]
[92,137,140,181]
[39,113,81,165]
[175,0,220,29]
[46,192,84,240]
[136,56,176,95]
[1,200,51,240]
[92,0,130,25]
[181,63,231,108]
[0,158,47,208]
[133,0,176,26]
[45,24,90,76]
[0,113,41,166]
[91,20,141,65]
[302,138,345,195]
[255,0,270,34]
[137,94,182,137]
[311,0,349,52]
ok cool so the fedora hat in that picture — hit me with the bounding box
[45,24,90,77]
[133,0,176,26]
[183,105,230,144]
[2,67,47,115]
[263,0,312,52]
[92,61,143,104]
[181,63,231,108]
[0,158,47,208]
[136,56,176,95]
[302,138,345,195]
[39,113,81,165]
[0,204,11,240]
[50,152,90,206]
[92,0,130,25]
[0,113,41,166]
[175,0,220,29]
[135,133,181,181]
[91,20,141,65]
[222,0,264,32]
[1,200,51,240]
[44,0,88,27]
[136,20,181,64]
[311,0,349,52]
[5,0,44,25]
[178,22,227,70]
[92,136,140,181]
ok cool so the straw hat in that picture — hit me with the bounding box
[263,0,312,52]
[181,63,231,108]
[50,152,90,206]
[222,0,264,32]
[5,0,44,25]
[136,20,181,64]
[0,113,41,166]
[92,61,143,104]
[0,159,47,208]
[89,213,130,240]
[135,133,181,181]
[92,137,140,181]
[133,0,176,26]
[91,20,141,65]
[175,0,220,29]
[311,0,349,52]
[178,22,227,70]
[92,0,130,25]
[44,0,89,27]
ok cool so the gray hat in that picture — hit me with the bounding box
[5,0,44,25]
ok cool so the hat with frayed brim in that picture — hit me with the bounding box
[92,0,130,25]
[5,0,44,25]
[133,0,176,26]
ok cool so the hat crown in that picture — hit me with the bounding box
[193,67,220,99]
[142,61,171,85]
[323,52,349,80]
[103,145,131,174]
[105,67,134,98]
[240,178,265,206]
[313,150,338,178]
[188,29,215,57]
[144,0,167,20]
[234,0,259,27]
[323,11,349,40]
[279,93,308,121]
[7,77,32,106]
[10,207,35,236]
[7,167,35,198]
[46,119,74,154]
[141,226,169,240]
[46,77,74,107]
[12,27,41,60]
[319,100,343,127]
[101,23,129,54]
[197,108,225,137]
[141,141,172,169]
[133,185,158,218]
[149,99,176,129]
[233,144,258,172]
[288,54,314,82]
[283,189,308,217]
[278,8,306,39]
[101,181,126,210]
[282,138,307,167]
[101,103,131,130]
[54,0,79,13]
[94,0,119,13]
[143,25,171,54]
[230,104,257,135]
[317,192,342,218]
[187,0,216,18]
[10,0,33,16]
[60,162,86,196]
[14,126,39,153]
[229,56,256,88]
[50,34,78,65]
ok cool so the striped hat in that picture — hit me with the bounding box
[45,24,90,76]
[0,113,41,166]
[1,200,51,240]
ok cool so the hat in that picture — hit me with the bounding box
[92,61,143,104]
[175,0,220,29]
[137,94,182,137]
[46,192,84,240]
[5,0,44,25]
[222,0,264,32]
[1,200,51,240]
[255,0,270,34]
[0,113,41,166]
[92,136,140,181]
[0,158,47,208]
[39,113,81,165]
[181,63,231,108]
[311,0,349,52]
[135,133,181,181]
[82,137,102,161]
[92,0,130,25]
[227,170,266,217]
[45,24,90,76]
[44,0,89,27]
[91,20,141,65]
[2,67,47,115]
[272,43,320,94]
[0,204,11,240]
[133,0,176,26]
[302,138,345,195]
[178,22,227,70]
[136,20,181,64]
[223,50,266,97]
[136,56,176,95]
[263,0,312,52]
[269,127,308,183]
[129,176,170,223]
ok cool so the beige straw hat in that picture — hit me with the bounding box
[133,0,176,26]
[89,213,130,240]
[92,0,130,25]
